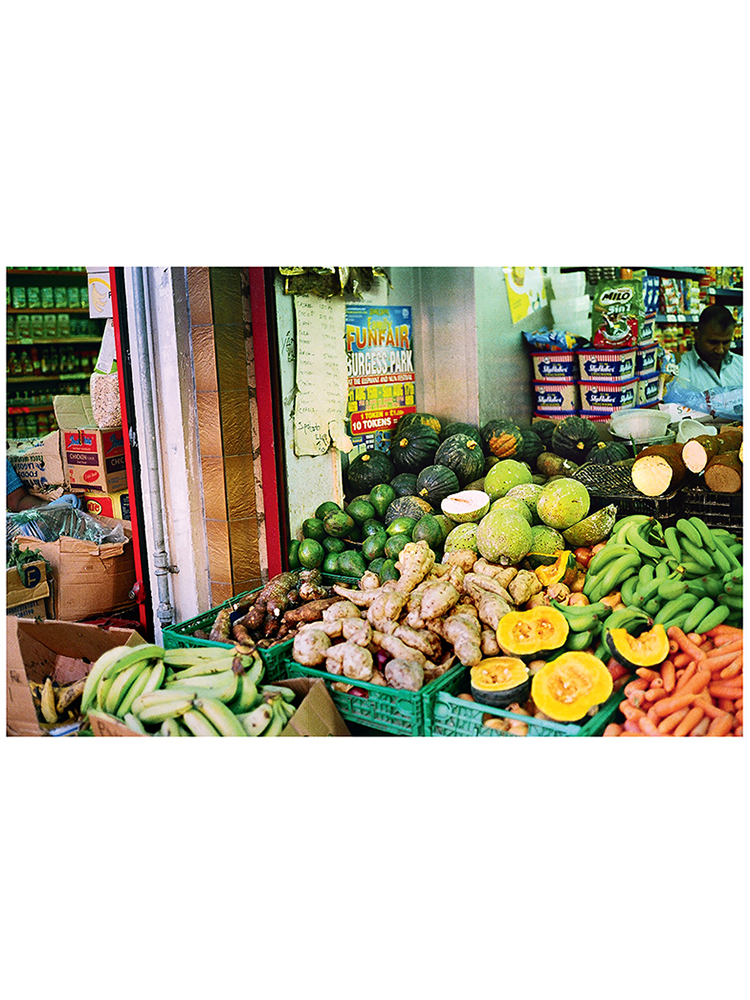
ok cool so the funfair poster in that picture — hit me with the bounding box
[345,305,416,453]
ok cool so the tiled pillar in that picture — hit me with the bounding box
[187,267,265,607]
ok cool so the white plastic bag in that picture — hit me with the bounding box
[90,319,122,429]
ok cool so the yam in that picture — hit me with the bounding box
[704,451,743,494]
[718,427,743,452]
[631,444,687,497]
[682,434,721,474]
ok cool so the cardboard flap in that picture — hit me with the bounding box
[53,393,96,430]
[277,678,351,737]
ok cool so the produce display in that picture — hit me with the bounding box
[29,676,87,729]
[80,642,297,736]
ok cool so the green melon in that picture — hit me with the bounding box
[489,496,533,526]
[475,508,533,566]
[483,459,533,501]
[411,513,445,550]
[440,490,490,523]
[504,483,544,523]
[536,478,591,531]
[433,514,455,543]
[444,522,479,554]
[526,525,566,567]
[562,504,618,547]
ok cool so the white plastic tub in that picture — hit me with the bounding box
[550,271,586,298]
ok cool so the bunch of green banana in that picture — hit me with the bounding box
[83,639,296,736]
[581,513,742,638]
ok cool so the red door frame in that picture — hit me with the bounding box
[109,266,151,636]
[248,268,286,578]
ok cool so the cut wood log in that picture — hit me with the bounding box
[682,434,721,474]
[704,451,743,494]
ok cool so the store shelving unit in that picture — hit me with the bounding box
[6,267,105,438]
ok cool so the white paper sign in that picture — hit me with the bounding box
[292,295,353,457]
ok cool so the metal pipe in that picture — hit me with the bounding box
[129,266,177,628]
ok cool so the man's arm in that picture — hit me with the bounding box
[7,485,48,512]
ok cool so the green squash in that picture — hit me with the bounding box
[390,472,419,497]
[416,464,461,507]
[384,495,434,526]
[434,433,486,486]
[439,421,482,446]
[346,449,395,494]
[550,416,600,461]
[389,424,440,472]
[583,440,633,464]
[480,418,524,459]
[517,429,545,465]
[394,411,442,436]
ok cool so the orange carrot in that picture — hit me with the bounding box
[621,702,646,722]
[709,682,743,700]
[718,698,735,713]
[603,723,623,737]
[675,661,698,690]
[673,652,692,668]
[674,706,705,737]
[707,638,743,658]
[735,725,743,737]
[658,706,691,734]
[662,660,676,695]
[623,718,643,734]
[652,690,699,719]
[668,639,679,654]
[736,697,743,710]
[708,625,744,638]
[705,649,742,671]
[692,696,729,720]
[639,715,667,736]
[620,731,645,736]
[625,678,649,695]
[668,627,707,662]
[735,709,743,725]
[686,632,705,646]
[719,657,743,680]
[644,687,668,703]
[690,716,711,736]
[636,667,661,682]
[707,713,734,737]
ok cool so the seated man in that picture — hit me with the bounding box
[677,304,742,393]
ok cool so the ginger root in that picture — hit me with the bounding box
[342,618,373,646]
[507,569,543,606]
[292,629,331,666]
[431,603,483,666]
[394,540,436,594]
[480,628,501,657]
[325,641,374,681]
[366,588,408,633]
[472,559,518,589]
[393,624,443,661]
[322,600,362,622]
[384,658,424,692]
[442,549,478,573]
[464,579,513,630]
[418,579,461,621]
[372,631,427,668]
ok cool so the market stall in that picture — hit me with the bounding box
[6,265,743,738]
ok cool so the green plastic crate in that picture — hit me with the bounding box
[424,665,626,737]
[284,658,467,737]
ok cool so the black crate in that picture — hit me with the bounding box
[681,484,743,539]
[571,462,681,526]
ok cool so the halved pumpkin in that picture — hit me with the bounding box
[470,657,531,708]
[531,651,613,722]
[496,607,569,659]
[606,623,670,670]
[534,550,578,588]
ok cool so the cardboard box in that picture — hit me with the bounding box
[6,432,67,498]
[86,267,113,318]
[54,394,127,493]
[6,618,142,736]
[81,489,131,521]
[88,677,351,737]
[15,516,136,622]
[8,597,48,620]
[7,560,50,611]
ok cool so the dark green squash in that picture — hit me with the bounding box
[583,440,633,464]
[346,449,395,494]
[439,420,482,446]
[434,433,486,486]
[389,424,440,472]
[470,657,531,708]
[415,464,461,508]
[532,418,557,449]
[480,418,524,459]
[517,429,545,465]
[394,411,442,436]
[390,472,419,497]
[550,416,600,461]
[384,495,434,526]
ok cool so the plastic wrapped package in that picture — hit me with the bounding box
[6,506,126,558]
